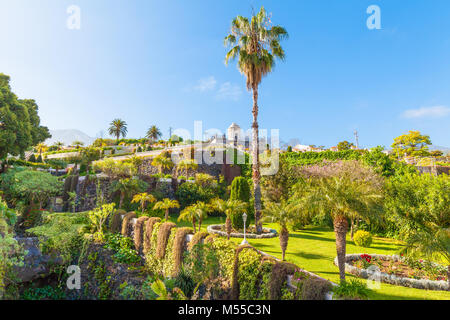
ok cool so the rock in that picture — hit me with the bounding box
[13,237,63,283]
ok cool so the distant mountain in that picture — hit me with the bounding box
[45,129,96,147]
[430,145,450,155]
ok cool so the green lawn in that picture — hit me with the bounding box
[169,215,450,300]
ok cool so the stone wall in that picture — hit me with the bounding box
[416,165,450,176]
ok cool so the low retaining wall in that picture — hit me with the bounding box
[207,224,278,239]
[335,254,449,291]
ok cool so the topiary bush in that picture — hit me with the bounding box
[143,217,161,255]
[121,212,136,237]
[134,216,150,252]
[156,222,176,259]
[109,209,126,233]
[188,231,209,250]
[354,230,373,248]
[301,277,332,300]
[172,227,193,277]
[229,177,251,230]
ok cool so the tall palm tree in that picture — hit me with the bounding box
[178,205,198,232]
[109,119,128,144]
[152,155,174,175]
[132,192,157,215]
[292,176,383,282]
[154,198,180,220]
[146,125,162,144]
[262,201,297,261]
[176,159,198,178]
[224,6,288,233]
[211,198,247,240]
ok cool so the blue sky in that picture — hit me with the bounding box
[1,0,449,148]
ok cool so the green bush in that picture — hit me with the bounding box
[229,177,250,230]
[332,279,370,300]
[175,182,215,208]
[354,230,373,248]
[27,212,89,263]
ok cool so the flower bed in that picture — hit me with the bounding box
[207,224,278,239]
[335,254,449,291]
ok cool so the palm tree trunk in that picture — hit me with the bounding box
[225,217,232,240]
[251,85,263,234]
[119,192,124,209]
[350,218,354,241]
[280,226,289,261]
[192,218,196,233]
[165,209,169,221]
[334,214,349,282]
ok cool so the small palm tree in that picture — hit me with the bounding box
[262,201,297,261]
[35,143,47,156]
[224,6,288,234]
[72,141,84,149]
[109,119,128,144]
[178,205,198,232]
[192,201,212,231]
[54,141,64,150]
[111,178,143,209]
[293,175,383,282]
[154,198,180,220]
[152,155,174,175]
[176,159,198,178]
[211,198,247,240]
[146,125,162,144]
[131,192,156,215]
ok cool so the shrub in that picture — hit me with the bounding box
[175,182,215,208]
[88,203,115,241]
[268,261,297,300]
[134,216,150,252]
[232,246,261,300]
[173,227,194,277]
[104,233,141,265]
[188,231,209,250]
[27,212,89,264]
[229,177,251,230]
[354,230,373,248]
[332,279,370,300]
[143,217,161,255]
[156,222,176,259]
[301,277,332,300]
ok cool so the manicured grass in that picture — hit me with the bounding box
[169,215,450,300]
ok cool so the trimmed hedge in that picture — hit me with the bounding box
[173,227,194,276]
[121,212,136,237]
[143,217,161,254]
[155,222,176,259]
[134,216,150,252]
